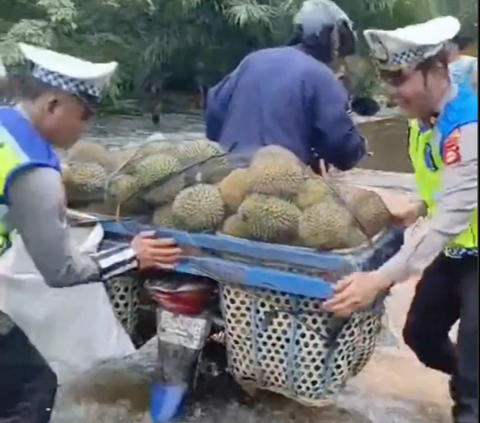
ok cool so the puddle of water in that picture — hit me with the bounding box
[358,118,413,174]
[52,282,451,423]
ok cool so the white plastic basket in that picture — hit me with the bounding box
[220,284,384,407]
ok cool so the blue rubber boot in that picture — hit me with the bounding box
[150,383,188,423]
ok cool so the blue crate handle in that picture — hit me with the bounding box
[183,256,335,299]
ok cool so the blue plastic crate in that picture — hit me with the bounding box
[101,220,403,300]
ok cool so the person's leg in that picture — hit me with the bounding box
[0,312,58,423]
[451,256,478,423]
[402,253,460,375]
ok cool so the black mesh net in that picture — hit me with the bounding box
[63,139,393,251]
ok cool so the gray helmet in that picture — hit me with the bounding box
[290,0,356,60]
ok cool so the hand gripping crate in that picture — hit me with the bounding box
[99,219,403,406]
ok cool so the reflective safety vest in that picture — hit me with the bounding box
[408,83,478,257]
[0,107,61,254]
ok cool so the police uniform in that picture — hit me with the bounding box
[0,44,140,422]
[364,17,478,423]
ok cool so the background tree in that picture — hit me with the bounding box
[1,0,477,111]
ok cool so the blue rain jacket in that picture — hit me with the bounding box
[205,46,366,170]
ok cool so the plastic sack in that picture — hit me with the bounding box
[0,224,136,385]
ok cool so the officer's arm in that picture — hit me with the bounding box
[7,167,138,288]
[378,123,478,283]
[309,67,367,171]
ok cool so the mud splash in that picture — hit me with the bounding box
[51,318,451,423]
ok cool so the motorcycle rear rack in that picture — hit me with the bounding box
[68,209,403,301]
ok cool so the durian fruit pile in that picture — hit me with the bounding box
[62,138,231,218]
[215,145,392,250]
[63,140,392,252]
[157,144,391,251]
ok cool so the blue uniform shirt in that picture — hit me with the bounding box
[205,46,366,171]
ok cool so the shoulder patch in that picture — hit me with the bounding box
[443,129,462,166]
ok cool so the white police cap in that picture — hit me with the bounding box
[18,43,118,103]
[364,16,461,70]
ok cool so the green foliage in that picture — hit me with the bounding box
[1,0,477,108]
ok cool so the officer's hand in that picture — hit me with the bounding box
[131,233,182,270]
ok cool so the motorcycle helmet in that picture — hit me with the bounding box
[289,0,356,62]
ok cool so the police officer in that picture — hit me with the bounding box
[408,22,478,202]
[324,17,478,423]
[205,0,367,174]
[447,22,477,86]
[0,44,181,422]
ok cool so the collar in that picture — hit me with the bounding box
[420,84,458,129]
[14,104,30,121]
[437,83,458,115]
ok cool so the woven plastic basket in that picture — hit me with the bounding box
[220,283,384,407]
[105,273,141,337]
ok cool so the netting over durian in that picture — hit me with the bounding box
[63,139,392,251]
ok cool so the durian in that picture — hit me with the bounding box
[334,185,391,238]
[106,174,151,216]
[63,163,107,203]
[66,141,113,170]
[172,184,225,232]
[221,214,250,239]
[173,140,230,184]
[131,154,185,205]
[107,174,138,204]
[248,156,306,199]
[152,204,176,228]
[109,149,137,171]
[295,177,330,210]
[252,145,299,163]
[218,168,252,213]
[298,199,365,250]
[238,194,301,243]
[137,141,181,157]
[76,202,117,216]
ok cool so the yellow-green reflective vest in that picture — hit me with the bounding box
[407,85,478,255]
[0,108,61,254]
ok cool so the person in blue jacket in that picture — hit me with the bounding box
[205,0,367,174]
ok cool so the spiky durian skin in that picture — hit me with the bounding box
[335,185,391,238]
[237,194,301,243]
[172,140,231,185]
[130,154,185,206]
[152,203,176,228]
[172,184,225,232]
[67,141,113,170]
[63,162,107,204]
[248,154,306,199]
[221,214,251,239]
[298,199,356,251]
[218,168,252,213]
[295,177,330,210]
[252,145,299,163]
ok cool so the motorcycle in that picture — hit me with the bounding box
[91,216,404,423]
